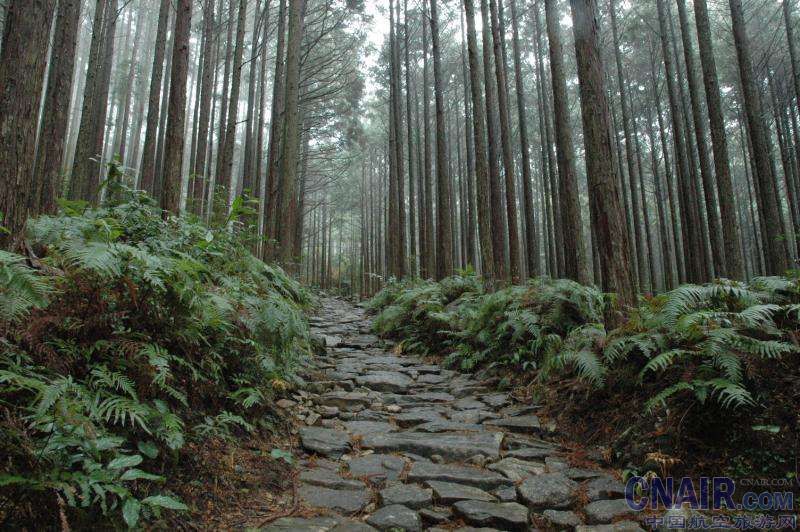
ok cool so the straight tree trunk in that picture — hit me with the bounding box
[192,0,216,214]
[480,0,507,281]
[510,0,538,278]
[421,0,435,278]
[569,0,635,305]
[139,0,170,195]
[404,0,418,275]
[489,0,521,282]
[544,0,588,284]
[430,0,454,279]
[33,0,82,216]
[694,0,744,279]
[0,0,56,247]
[729,0,789,274]
[277,0,306,267]
[463,0,495,280]
[161,0,192,215]
[217,0,249,211]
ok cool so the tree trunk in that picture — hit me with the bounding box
[139,0,170,196]
[160,0,192,216]
[430,0,454,279]
[192,0,216,214]
[510,0,538,278]
[277,0,306,267]
[729,0,789,274]
[0,0,56,247]
[544,0,588,284]
[569,0,635,304]
[33,0,81,216]
[217,0,249,212]
[690,0,742,279]
[421,0,435,278]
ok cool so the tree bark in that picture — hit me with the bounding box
[0,0,56,247]
[544,0,588,284]
[161,0,192,216]
[569,0,635,304]
[430,0,454,279]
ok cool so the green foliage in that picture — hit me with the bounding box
[0,191,310,528]
[372,276,799,419]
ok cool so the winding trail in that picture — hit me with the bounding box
[264,297,644,532]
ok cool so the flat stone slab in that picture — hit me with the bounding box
[487,457,546,481]
[330,521,378,532]
[450,410,500,424]
[484,415,542,434]
[299,427,350,457]
[541,509,583,528]
[342,334,381,347]
[379,483,433,509]
[517,472,578,510]
[355,371,414,393]
[393,409,447,428]
[298,484,371,514]
[407,462,512,490]
[585,477,626,501]
[365,504,422,531]
[453,500,529,531]
[416,373,447,384]
[263,517,341,531]
[453,397,486,410]
[361,431,502,461]
[584,499,635,524]
[299,468,364,490]
[481,393,510,408]
[347,453,407,482]
[427,480,497,504]
[343,420,395,436]
[318,391,372,411]
[506,447,557,461]
[413,420,484,433]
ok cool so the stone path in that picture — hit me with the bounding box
[265,298,645,532]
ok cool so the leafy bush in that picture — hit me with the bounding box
[375,277,800,444]
[0,190,310,528]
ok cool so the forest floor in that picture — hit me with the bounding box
[249,297,646,531]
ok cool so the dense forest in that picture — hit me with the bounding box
[1,0,799,529]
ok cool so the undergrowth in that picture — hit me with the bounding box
[370,274,800,479]
[0,189,310,528]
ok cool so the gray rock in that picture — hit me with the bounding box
[453,500,529,531]
[263,517,340,531]
[542,509,583,528]
[379,483,433,509]
[427,480,497,504]
[481,393,510,409]
[299,468,364,490]
[564,468,610,481]
[545,456,569,472]
[494,486,518,502]
[517,473,578,510]
[318,391,372,411]
[344,420,395,436]
[393,409,447,428]
[299,427,350,457]
[506,447,557,461]
[330,522,379,532]
[575,522,644,532]
[453,396,487,410]
[366,504,422,531]
[298,484,371,514]
[407,461,513,490]
[355,371,414,393]
[487,457,546,481]
[416,373,447,384]
[585,477,626,501]
[361,431,502,461]
[414,420,484,433]
[484,415,542,434]
[324,335,343,347]
[347,453,407,482]
[584,499,634,524]
[343,334,381,347]
[419,507,451,525]
[450,409,500,424]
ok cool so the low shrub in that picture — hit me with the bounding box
[0,190,310,528]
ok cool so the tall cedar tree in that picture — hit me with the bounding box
[569,0,635,305]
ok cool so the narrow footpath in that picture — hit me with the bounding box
[264,298,645,532]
